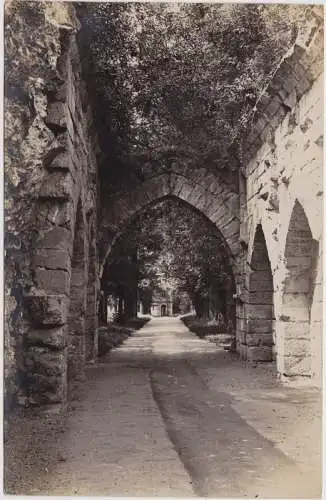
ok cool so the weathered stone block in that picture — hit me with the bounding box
[282,293,310,309]
[34,199,75,231]
[285,241,314,257]
[45,101,68,131]
[26,294,69,327]
[33,248,70,271]
[207,334,233,344]
[25,347,66,378]
[266,95,282,117]
[247,318,273,334]
[247,304,274,320]
[70,270,87,289]
[38,172,74,200]
[247,346,273,362]
[50,80,69,103]
[285,256,314,268]
[35,227,73,252]
[27,371,67,405]
[283,354,311,377]
[27,373,62,393]
[284,338,310,358]
[249,276,273,292]
[283,276,311,294]
[221,218,240,238]
[27,327,66,350]
[283,89,297,110]
[281,321,310,339]
[44,146,66,167]
[246,333,274,347]
[46,151,71,171]
[294,70,312,98]
[276,59,294,86]
[34,268,70,295]
[249,291,273,305]
[280,305,309,322]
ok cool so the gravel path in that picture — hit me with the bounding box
[4,317,322,497]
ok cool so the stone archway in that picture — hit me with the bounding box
[67,199,87,387]
[99,169,240,276]
[280,201,318,378]
[101,194,238,334]
[246,225,274,362]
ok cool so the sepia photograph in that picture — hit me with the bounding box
[3,1,324,497]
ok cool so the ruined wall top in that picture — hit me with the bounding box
[245,6,323,162]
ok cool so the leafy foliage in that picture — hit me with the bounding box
[76,3,303,187]
[104,198,235,318]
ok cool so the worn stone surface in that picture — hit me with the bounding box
[33,249,71,271]
[26,294,69,327]
[27,327,66,350]
[247,346,273,362]
[4,1,99,408]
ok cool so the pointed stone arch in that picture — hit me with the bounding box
[100,194,238,335]
[67,198,87,389]
[280,200,319,378]
[99,170,240,277]
[85,220,99,361]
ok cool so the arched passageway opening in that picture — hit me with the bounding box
[280,201,318,378]
[247,225,274,362]
[101,196,236,335]
[85,223,98,361]
[67,200,87,389]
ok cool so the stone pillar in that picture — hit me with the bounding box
[244,226,274,362]
[67,202,87,384]
[85,232,98,361]
[277,202,318,379]
[25,292,70,407]
[27,203,74,406]
[236,169,249,357]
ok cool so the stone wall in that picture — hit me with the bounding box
[239,10,323,386]
[4,1,100,408]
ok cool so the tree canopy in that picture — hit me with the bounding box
[77,3,304,188]
[104,198,235,319]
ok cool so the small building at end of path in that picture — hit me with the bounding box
[149,288,174,317]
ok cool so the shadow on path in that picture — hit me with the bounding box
[4,317,321,497]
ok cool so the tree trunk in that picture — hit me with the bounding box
[118,293,124,320]
[99,290,108,325]
[124,290,134,320]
